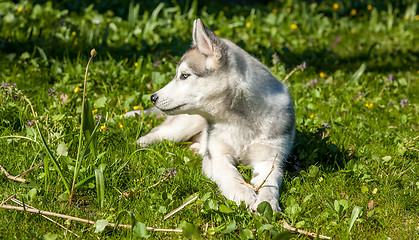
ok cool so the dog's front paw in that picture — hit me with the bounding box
[136,136,151,147]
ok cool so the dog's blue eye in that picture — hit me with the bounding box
[180,73,190,80]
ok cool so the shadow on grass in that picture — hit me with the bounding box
[286,127,350,176]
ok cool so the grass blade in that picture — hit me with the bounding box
[37,124,70,194]
[95,168,105,209]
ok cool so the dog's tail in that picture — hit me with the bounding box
[124,107,165,119]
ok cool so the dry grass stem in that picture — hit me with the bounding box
[0,204,182,233]
[0,135,39,144]
[16,162,44,178]
[1,194,16,206]
[164,195,198,220]
[0,164,27,183]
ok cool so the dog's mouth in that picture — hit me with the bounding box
[158,103,187,113]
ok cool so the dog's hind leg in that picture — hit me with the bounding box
[137,114,206,147]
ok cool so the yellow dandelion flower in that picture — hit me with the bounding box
[214,30,220,35]
[310,113,315,118]
[291,24,298,30]
[350,9,357,16]
[124,109,128,113]
[50,105,53,109]
[372,188,378,194]
[319,72,327,78]
[120,114,125,119]
[333,3,339,10]
[74,86,80,93]
[17,7,23,12]
[367,5,372,11]
[118,123,123,129]
[90,49,97,57]
[365,103,373,109]
[246,22,251,28]
[134,105,139,110]
[100,126,106,131]
[415,15,419,21]
[72,31,76,36]
[272,9,277,14]
[134,62,139,67]
[92,109,98,115]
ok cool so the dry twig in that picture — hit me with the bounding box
[10,198,79,237]
[0,204,182,233]
[236,154,277,193]
[164,195,198,220]
[0,164,27,183]
[282,220,331,239]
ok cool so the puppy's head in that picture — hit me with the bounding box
[150,19,229,117]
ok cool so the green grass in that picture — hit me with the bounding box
[1,0,418,239]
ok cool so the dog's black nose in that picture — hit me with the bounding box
[150,94,158,105]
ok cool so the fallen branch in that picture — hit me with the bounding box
[16,162,44,178]
[0,164,27,183]
[10,198,79,237]
[282,220,331,239]
[164,195,198,220]
[0,204,182,233]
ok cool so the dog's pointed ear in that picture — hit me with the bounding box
[193,19,223,59]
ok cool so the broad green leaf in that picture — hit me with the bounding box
[115,210,136,229]
[94,96,107,108]
[222,220,237,234]
[348,206,362,233]
[43,233,58,240]
[178,221,201,239]
[361,186,369,193]
[240,229,254,239]
[257,201,273,222]
[56,142,68,157]
[204,199,218,211]
[94,219,108,233]
[133,222,150,238]
[28,188,37,201]
[295,221,305,228]
[219,204,234,213]
[258,223,274,232]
